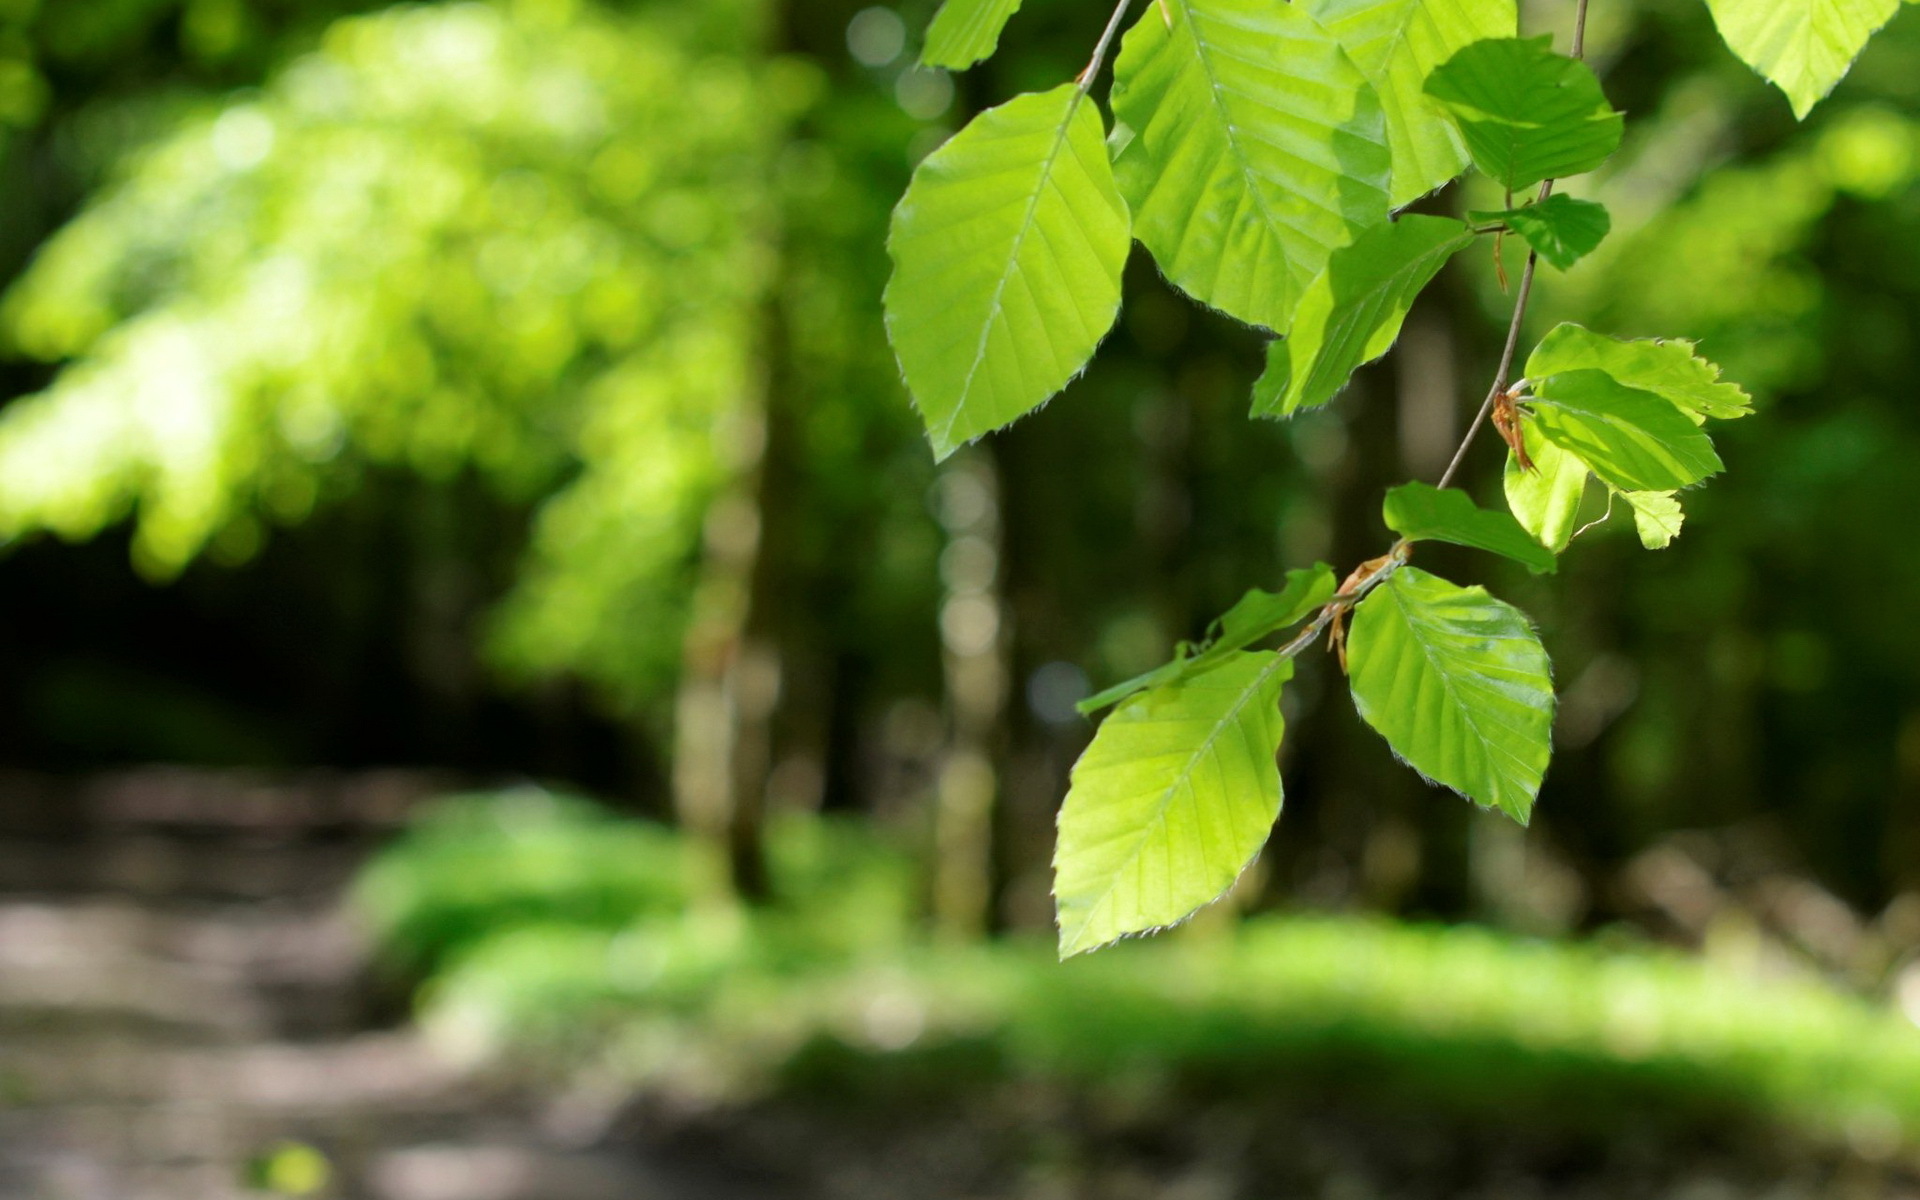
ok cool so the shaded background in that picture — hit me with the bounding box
[2,0,1920,1196]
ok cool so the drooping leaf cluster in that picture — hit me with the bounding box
[885,0,1888,957]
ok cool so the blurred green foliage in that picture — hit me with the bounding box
[0,0,797,715]
[357,790,1920,1157]
[356,787,919,1047]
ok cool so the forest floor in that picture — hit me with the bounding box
[0,769,775,1200]
[1,769,1918,1200]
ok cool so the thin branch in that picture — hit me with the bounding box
[1269,0,1597,667]
[1272,552,1401,663]
[1077,0,1136,90]
[1433,0,1594,492]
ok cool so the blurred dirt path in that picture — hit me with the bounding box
[0,769,780,1200]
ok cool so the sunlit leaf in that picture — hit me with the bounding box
[1079,564,1336,714]
[1503,423,1587,553]
[1252,215,1472,417]
[1382,481,1556,572]
[1055,652,1292,957]
[1302,0,1517,206]
[1625,489,1685,548]
[1347,567,1553,822]
[1110,0,1391,331]
[1704,0,1899,118]
[1527,369,1723,493]
[1470,194,1610,270]
[1424,36,1622,191]
[1525,323,1752,422]
[885,86,1131,460]
[923,0,1024,69]
[1210,564,1338,647]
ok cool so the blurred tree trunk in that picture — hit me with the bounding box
[671,309,795,901]
[932,448,1010,938]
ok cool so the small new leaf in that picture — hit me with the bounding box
[1471,194,1610,270]
[1503,422,1587,553]
[1347,567,1554,823]
[1111,0,1392,331]
[1526,324,1752,422]
[1704,0,1898,118]
[1625,490,1684,548]
[885,87,1132,460]
[1079,564,1335,714]
[1252,215,1473,417]
[1301,0,1518,206]
[1382,482,1557,572]
[1424,36,1623,192]
[1055,652,1292,957]
[922,0,1024,69]
[1527,369,1723,493]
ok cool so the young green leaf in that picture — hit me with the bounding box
[1110,0,1391,331]
[1079,564,1336,714]
[1470,194,1610,270]
[1347,567,1553,823]
[1525,324,1752,422]
[1252,215,1473,417]
[1625,490,1684,549]
[1301,0,1518,206]
[1382,482,1556,572]
[1424,36,1623,192]
[885,86,1131,460]
[922,0,1024,70]
[1055,652,1292,957]
[1503,423,1587,553]
[1704,0,1898,119]
[1210,564,1339,647]
[1527,370,1723,493]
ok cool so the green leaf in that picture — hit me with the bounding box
[1055,651,1292,957]
[922,0,1024,69]
[1252,215,1473,417]
[1470,194,1610,270]
[1704,0,1899,118]
[1079,564,1335,714]
[1526,369,1723,493]
[1503,422,1587,553]
[1382,482,1556,572]
[1301,0,1518,206]
[1347,567,1553,822]
[1110,0,1391,331]
[1525,323,1752,422]
[1209,564,1338,647]
[885,86,1132,460]
[1424,36,1623,192]
[1625,490,1684,549]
